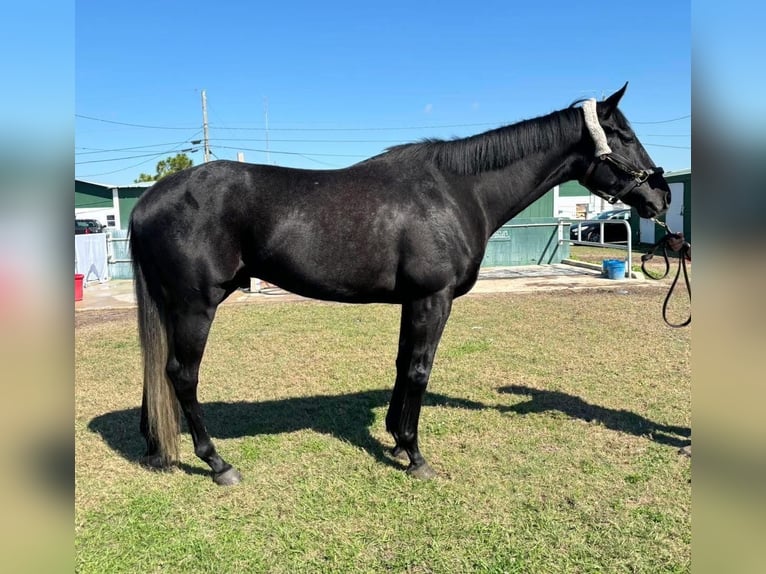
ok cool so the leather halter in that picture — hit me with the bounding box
[580,152,665,205]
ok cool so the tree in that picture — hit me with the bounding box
[134,153,194,183]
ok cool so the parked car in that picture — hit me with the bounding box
[569,208,632,243]
[75,219,106,234]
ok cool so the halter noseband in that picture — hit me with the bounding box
[579,99,664,204]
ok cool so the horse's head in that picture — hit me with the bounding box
[578,83,671,219]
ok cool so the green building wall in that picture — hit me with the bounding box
[482,189,569,267]
[75,180,112,209]
[117,187,147,229]
[629,169,691,245]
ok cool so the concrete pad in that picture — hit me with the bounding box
[74,262,648,313]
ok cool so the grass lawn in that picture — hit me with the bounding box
[76,289,690,573]
[569,244,691,273]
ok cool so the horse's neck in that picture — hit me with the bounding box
[473,129,584,237]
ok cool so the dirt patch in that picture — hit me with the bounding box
[75,308,136,329]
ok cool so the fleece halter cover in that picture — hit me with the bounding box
[582,98,612,157]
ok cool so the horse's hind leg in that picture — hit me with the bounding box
[166,304,242,486]
[386,289,453,479]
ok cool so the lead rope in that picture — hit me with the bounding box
[640,221,691,328]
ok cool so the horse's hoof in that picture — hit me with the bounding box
[678,444,691,458]
[213,467,242,486]
[407,462,436,480]
[391,446,408,461]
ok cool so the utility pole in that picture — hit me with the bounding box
[201,89,211,162]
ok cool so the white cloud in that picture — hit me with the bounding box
[424,103,433,114]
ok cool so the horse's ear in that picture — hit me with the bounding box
[602,82,628,118]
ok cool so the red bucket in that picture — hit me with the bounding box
[75,274,84,301]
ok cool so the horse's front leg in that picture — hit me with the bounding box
[386,289,453,479]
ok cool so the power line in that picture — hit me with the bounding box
[75,138,687,169]
[211,145,367,158]
[76,114,198,130]
[208,122,506,132]
[208,137,406,144]
[76,106,690,178]
[78,151,174,178]
[75,148,199,165]
[74,131,689,159]
[642,142,691,149]
[78,111,691,132]
[75,141,195,155]
[207,134,689,144]
[632,114,690,125]
[77,130,203,177]
[76,113,503,132]
[285,154,341,168]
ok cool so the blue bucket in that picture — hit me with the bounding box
[602,259,618,275]
[604,259,626,280]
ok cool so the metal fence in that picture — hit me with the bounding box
[567,219,633,277]
[106,229,133,279]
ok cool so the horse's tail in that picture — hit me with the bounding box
[130,219,180,465]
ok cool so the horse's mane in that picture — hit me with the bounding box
[371,100,632,175]
[376,106,584,175]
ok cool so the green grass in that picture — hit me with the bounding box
[570,244,692,274]
[569,244,637,266]
[76,290,690,573]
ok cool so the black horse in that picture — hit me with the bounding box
[130,84,670,485]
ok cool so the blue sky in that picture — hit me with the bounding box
[76,1,690,185]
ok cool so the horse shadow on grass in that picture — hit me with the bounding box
[498,385,690,448]
[87,389,494,477]
[89,386,691,477]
